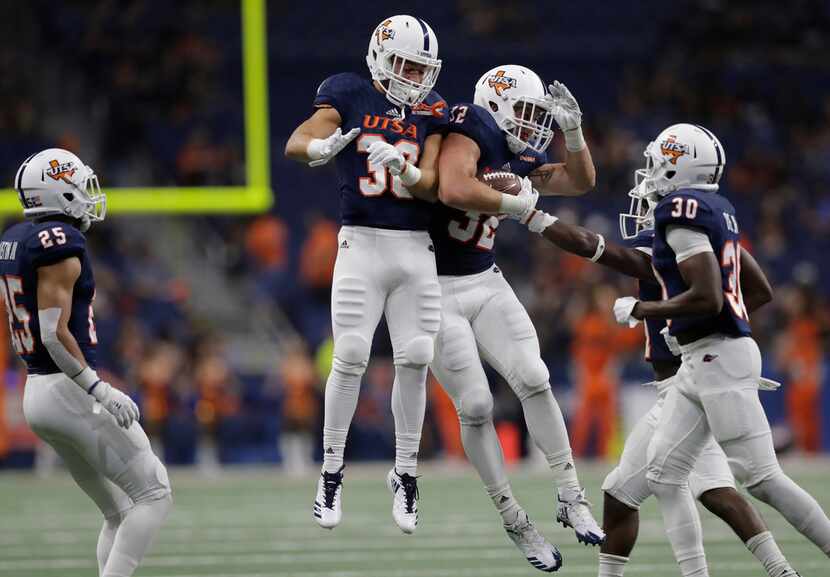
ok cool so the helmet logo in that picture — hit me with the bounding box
[376,20,395,44]
[659,135,689,165]
[487,70,517,96]
[45,159,77,183]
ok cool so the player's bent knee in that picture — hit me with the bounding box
[404,335,434,366]
[126,453,172,505]
[722,433,780,488]
[458,388,493,426]
[514,358,550,400]
[333,333,371,367]
[603,467,646,510]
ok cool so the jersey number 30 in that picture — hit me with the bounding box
[357,135,420,198]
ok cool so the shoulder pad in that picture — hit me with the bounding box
[446,102,500,146]
[26,222,86,268]
[654,191,714,231]
[313,72,365,116]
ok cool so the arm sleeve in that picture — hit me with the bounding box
[666,225,713,263]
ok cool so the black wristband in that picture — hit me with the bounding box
[87,380,103,395]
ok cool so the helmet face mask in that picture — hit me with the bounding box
[366,16,441,108]
[474,65,554,154]
[15,148,107,230]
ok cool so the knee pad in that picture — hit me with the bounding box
[333,333,370,372]
[457,387,494,426]
[437,325,476,371]
[512,357,550,400]
[123,452,172,505]
[602,466,648,510]
[402,335,434,366]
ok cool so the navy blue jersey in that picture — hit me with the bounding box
[313,72,448,230]
[627,228,675,363]
[430,103,547,276]
[652,189,751,339]
[0,220,97,374]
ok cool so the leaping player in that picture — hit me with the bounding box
[4,149,172,577]
[383,64,602,571]
[285,15,447,534]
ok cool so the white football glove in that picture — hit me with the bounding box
[90,381,140,429]
[660,326,682,357]
[547,81,585,151]
[307,127,360,167]
[522,210,558,234]
[505,177,540,221]
[759,377,782,391]
[367,140,406,175]
[613,296,641,327]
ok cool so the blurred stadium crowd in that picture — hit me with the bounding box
[1,0,829,469]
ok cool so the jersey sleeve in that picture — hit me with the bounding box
[312,73,360,119]
[26,224,86,268]
[424,92,449,137]
[446,103,493,148]
[654,193,715,233]
[626,228,655,255]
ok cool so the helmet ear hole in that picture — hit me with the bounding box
[488,101,499,113]
[63,193,75,202]
[665,170,676,179]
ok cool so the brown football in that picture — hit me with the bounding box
[478,171,523,195]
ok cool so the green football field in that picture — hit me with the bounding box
[1,460,828,577]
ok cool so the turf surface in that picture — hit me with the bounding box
[1,459,828,576]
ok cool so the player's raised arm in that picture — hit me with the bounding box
[528,81,595,197]
[284,106,359,167]
[740,247,773,312]
[38,258,139,428]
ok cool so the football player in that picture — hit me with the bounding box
[5,149,172,577]
[284,15,447,534]
[391,64,600,571]
[522,123,830,576]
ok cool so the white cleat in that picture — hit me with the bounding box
[556,488,605,546]
[504,510,563,572]
[313,466,344,529]
[386,468,418,534]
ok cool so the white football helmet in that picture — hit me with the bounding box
[473,65,555,154]
[14,148,106,231]
[366,15,441,108]
[620,124,725,239]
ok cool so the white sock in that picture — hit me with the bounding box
[391,364,427,476]
[648,479,708,577]
[97,515,121,576]
[486,481,522,524]
[749,472,830,557]
[598,553,629,577]
[102,494,172,577]
[521,389,581,497]
[322,357,365,473]
[746,531,797,577]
